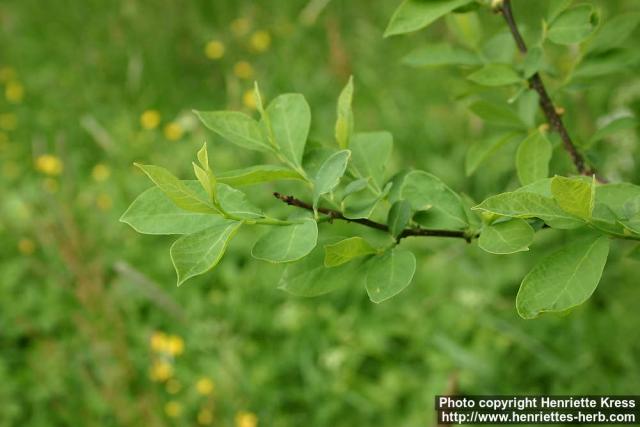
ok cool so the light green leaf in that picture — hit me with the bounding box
[388,200,412,238]
[217,165,304,186]
[335,76,354,149]
[595,183,640,217]
[194,111,270,152]
[342,182,392,219]
[516,234,610,319]
[342,178,370,199]
[120,187,225,235]
[467,64,522,87]
[401,170,468,229]
[170,220,242,286]
[135,163,216,213]
[523,46,543,78]
[251,219,318,263]
[478,219,534,254]
[265,94,311,168]
[313,150,351,208]
[324,237,377,267]
[547,4,596,45]
[482,32,517,63]
[365,248,416,303]
[547,0,573,23]
[465,133,518,176]
[279,237,363,296]
[589,117,638,145]
[402,43,480,67]
[585,12,640,54]
[216,184,263,219]
[516,131,552,186]
[517,89,539,129]
[469,101,525,129]
[551,176,594,220]
[384,0,473,37]
[196,142,210,171]
[193,162,214,201]
[350,131,393,191]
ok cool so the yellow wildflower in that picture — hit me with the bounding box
[242,90,257,110]
[233,61,254,80]
[96,193,112,211]
[42,178,59,194]
[205,40,225,60]
[0,66,16,82]
[35,154,63,176]
[18,238,36,255]
[249,31,271,53]
[140,109,161,130]
[91,163,111,182]
[5,81,24,103]
[0,113,17,131]
[166,335,184,356]
[150,360,173,382]
[166,379,182,394]
[196,377,214,395]
[164,122,184,141]
[150,331,169,352]
[198,408,214,425]
[164,401,182,418]
[235,411,258,427]
[231,18,250,37]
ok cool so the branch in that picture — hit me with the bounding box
[499,0,595,177]
[273,192,472,241]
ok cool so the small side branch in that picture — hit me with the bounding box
[499,0,594,177]
[273,192,471,241]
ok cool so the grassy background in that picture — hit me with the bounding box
[1,0,639,426]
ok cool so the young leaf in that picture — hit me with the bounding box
[387,200,412,238]
[350,131,393,191]
[402,44,481,67]
[365,248,416,303]
[515,131,552,186]
[170,220,242,286]
[551,176,594,220]
[197,142,210,171]
[251,219,318,263]
[469,101,525,129]
[324,237,377,267]
[342,178,370,199]
[193,162,215,201]
[217,165,304,187]
[313,150,351,208]
[478,219,534,254]
[265,94,311,168]
[216,184,263,219]
[467,64,522,87]
[465,133,518,176]
[522,46,543,79]
[335,76,354,149]
[135,163,216,213]
[516,234,610,319]
[343,182,392,220]
[384,0,473,37]
[194,111,270,152]
[120,186,225,235]
[547,4,596,45]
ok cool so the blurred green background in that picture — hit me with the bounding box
[1,0,639,426]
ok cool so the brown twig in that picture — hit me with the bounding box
[499,0,595,177]
[273,192,472,241]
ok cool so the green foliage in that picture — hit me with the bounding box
[515,131,552,186]
[547,4,597,45]
[323,237,378,267]
[251,219,318,263]
[478,219,534,255]
[384,0,473,37]
[365,248,416,303]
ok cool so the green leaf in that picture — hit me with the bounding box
[170,220,242,286]
[478,219,534,254]
[265,94,311,168]
[402,43,480,67]
[388,200,412,238]
[589,117,638,145]
[523,46,543,78]
[335,76,354,149]
[547,0,573,23]
[324,237,377,267]
[217,165,304,186]
[547,4,596,45]
[469,101,525,129]
[551,176,594,220]
[586,12,640,54]
[194,111,270,152]
[517,90,539,129]
[279,237,363,296]
[313,150,351,208]
[135,163,216,213]
[400,170,468,229]
[350,131,393,191]
[516,234,610,319]
[465,133,518,176]
[595,183,640,217]
[251,219,318,263]
[120,187,225,235]
[473,191,584,229]
[342,178,370,199]
[384,0,473,37]
[216,184,263,219]
[516,131,552,186]
[193,162,215,201]
[467,64,522,87]
[365,248,416,303]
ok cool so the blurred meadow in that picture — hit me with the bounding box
[1,0,640,426]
